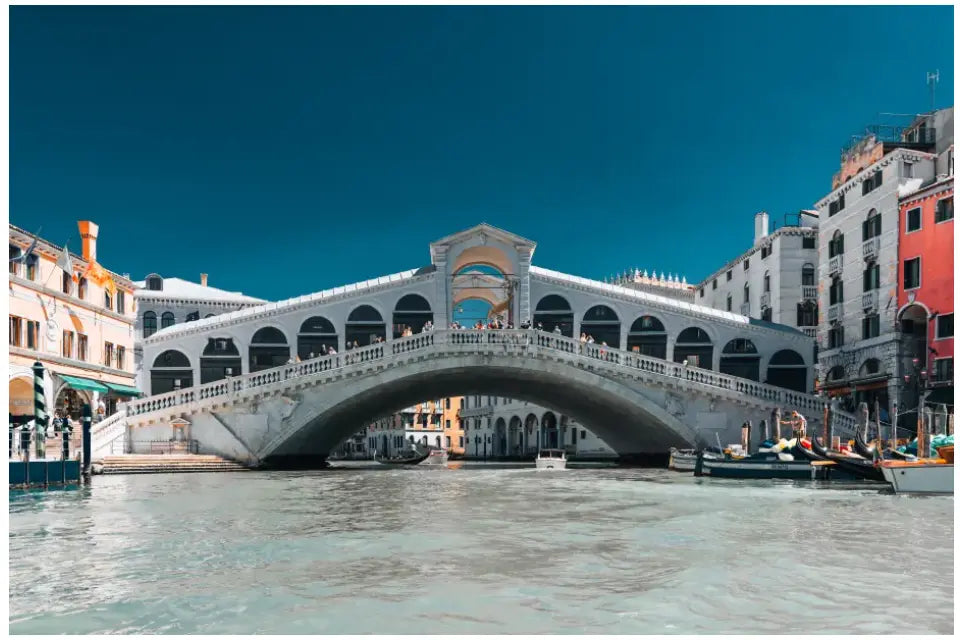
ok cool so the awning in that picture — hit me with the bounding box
[925,386,955,407]
[60,375,109,393]
[104,382,142,397]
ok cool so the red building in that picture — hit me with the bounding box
[897,175,954,417]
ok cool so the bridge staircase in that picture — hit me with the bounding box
[97,454,249,475]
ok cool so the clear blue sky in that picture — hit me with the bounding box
[11,6,953,301]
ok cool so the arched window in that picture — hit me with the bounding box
[767,349,807,392]
[345,305,385,347]
[674,327,713,369]
[249,327,290,372]
[627,315,666,359]
[78,277,87,300]
[160,312,175,329]
[146,274,163,291]
[719,338,760,381]
[150,349,193,394]
[204,313,216,319]
[200,338,241,384]
[9,244,21,276]
[186,311,200,322]
[143,311,157,338]
[25,253,39,281]
[860,358,882,377]
[828,365,846,381]
[392,294,433,338]
[763,271,771,293]
[533,295,573,337]
[828,230,844,257]
[801,263,815,286]
[743,283,750,303]
[726,294,732,312]
[862,209,881,241]
[298,316,338,359]
[580,305,620,348]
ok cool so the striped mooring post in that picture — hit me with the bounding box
[32,361,47,459]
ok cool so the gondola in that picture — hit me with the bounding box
[810,436,885,482]
[853,428,876,459]
[376,450,430,465]
[789,438,828,463]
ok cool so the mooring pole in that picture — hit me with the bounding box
[858,402,869,443]
[82,404,92,479]
[61,417,72,484]
[772,407,781,441]
[891,403,899,448]
[32,361,47,459]
[760,418,769,443]
[874,398,882,449]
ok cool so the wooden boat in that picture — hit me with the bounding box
[376,449,430,465]
[810,436,885,482]
[669,447,721,472]
[880,458,954,494]
[853,429,876,459]
[937,445,954,464]
[694,450,822,480]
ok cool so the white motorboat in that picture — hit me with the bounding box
[669,447,721,471]
[536,449,567,470]
[880,460,954,494]
[419,449,449,466]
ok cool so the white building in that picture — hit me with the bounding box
[813,108,953,413]
[133,273,266,393]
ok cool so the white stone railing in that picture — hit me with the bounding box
[862,237,879,262]
[125,329,856,436]
[828,254,843,276]
[91,408,128,460]
[802,285,818,301]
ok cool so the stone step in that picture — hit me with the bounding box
[98,453,248,475]
[100,466,248,474]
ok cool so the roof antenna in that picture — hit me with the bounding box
[927,70,939,112]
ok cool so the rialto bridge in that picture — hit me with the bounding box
[96,225,854,465]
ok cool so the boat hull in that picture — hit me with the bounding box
[535,458,567,470]
[881,463,954,494]
[699,457,820,479]
[419,450,449,466]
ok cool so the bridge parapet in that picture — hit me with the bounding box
[125,329,856,437]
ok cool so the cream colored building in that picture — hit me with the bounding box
[9,221,138,425]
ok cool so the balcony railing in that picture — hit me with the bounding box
[828,302,843,324]
[760,291,771,309]
[828,254,843,276]
[740,302,750,316]
[802,285,818,301]
[862,237,880,262]
[802,327,818,339]
[862,290,879,311]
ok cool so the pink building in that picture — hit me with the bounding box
[9,221,138,425]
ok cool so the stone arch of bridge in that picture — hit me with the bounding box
[259,354,698,464]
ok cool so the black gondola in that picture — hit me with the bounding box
[376,450,430,465]
[790,439,828,463]
[810,436,885,482]
[853,428,876,459]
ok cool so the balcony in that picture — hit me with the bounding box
[740,302,750,316]
[760,291,771,309]
[862,237,879,262]
[802,327,818,339]
[802,285,818,301]
[828,254,843,276]
[862,290,878,311]
[828,302,843,324]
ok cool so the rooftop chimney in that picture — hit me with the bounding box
[200,273,208,287]
[78,221,99,262]
[754,211,769,244]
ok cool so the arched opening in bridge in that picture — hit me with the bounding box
[508,415,523,456]
[766,349,807,392]
[453,299,494,328]
[719,338,760,381]
[345,305,386,347]
[200,338,241,384]
[151,349,194,394]
[494,417,507,457]
[581,305,620,348]
[540,411,557,449]
[249,327,290,372]
[673,327,713,369]
[626,315,666,358]
[392,294,433,338]
[298,316,338,359]
[452,263,511,325]
[533,295,573,336]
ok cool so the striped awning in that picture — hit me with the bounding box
[59,375,109,393]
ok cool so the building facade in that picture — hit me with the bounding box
[814,108,953,415]
[132,273,265,393]
[9,221,138,424]
[897,175,954,420]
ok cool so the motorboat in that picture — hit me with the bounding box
[669,447,721,472]
[419,448,449,466]
[880,445,954,494]
[536,449,567,470]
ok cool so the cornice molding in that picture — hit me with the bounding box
[10,274,136,326]
[815,147,937,208]
[10,346,136,381]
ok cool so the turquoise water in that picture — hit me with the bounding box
[9,464,954,634]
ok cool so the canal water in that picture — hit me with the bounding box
[9,464,954,634]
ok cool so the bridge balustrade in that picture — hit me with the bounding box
[129,329,852,434]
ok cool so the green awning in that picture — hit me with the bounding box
[104,382,142,397]
[60,375,109,393]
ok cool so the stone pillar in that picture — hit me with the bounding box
[666,334,677,363]
[433,248,450,329]
[516,247,532,325]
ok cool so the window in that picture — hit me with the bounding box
[62,330,74,359]
[863,264,880,292]
[763,272,771,293]
[802,264,815,286]
[581,429,587,440]
[104,290,113,311]
[862,210,881,240]
[146,275,163,291]
[9,316,23,347]
[459,437,464,447]
[78,334,88,361]
[161,312,175,329]
[802,236,815,249]
[743,259,750,271]
[761,308,772,322]
[862,314,880,339]
[761,244,772,259]
[712,279,717,290]
[796,303,817,327]
[903,257,921,290]
[862,170,883,195]
[116,291,125,314]
[934,358,954,383]
[828,232,844,257]
[829,194,845,216]
[104,342,115,367]
[62,271,72,294]
[936,197,954,223]
[936,313,954,340]
[25,254,38,281]
[743,283,750,303]
[906,207,922,232]
[445,398,451,409]
[26,320,38,350]
[186,311,200,322]
[116,345,126,370]
[726,295,732,312]
[828,325,844,349]
[78,277,87,300]
[903,162,913,178]
[445,419,450,430]
[9,245,21,275]
[726,270,732,282]
[143,311,157,338]
[829,278,843,305]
